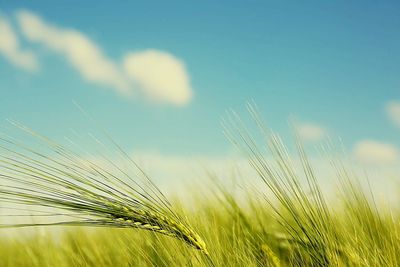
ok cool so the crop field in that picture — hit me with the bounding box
[0,112,399,267]
[1,190,399,267]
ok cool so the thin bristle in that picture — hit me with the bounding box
[0,124,208,254]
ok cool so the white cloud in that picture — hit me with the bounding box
[16,10,130,95]
[353,140,399,165]
[385,101,400,127]
[297,123,326,142]
[0,15,38,71]
[123,50,193,106]
[15,10,194,106]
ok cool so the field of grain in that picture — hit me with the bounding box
[1,112,399,267]
[1,183,399,267]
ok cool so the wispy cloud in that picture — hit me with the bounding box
[15,10,193,106]
[385,101,400,128]
[297,122,326,142]
[16,10,130,95]
[0,14,38,71]
[353,140,399,165]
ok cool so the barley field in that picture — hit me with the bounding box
[1,110,399,267]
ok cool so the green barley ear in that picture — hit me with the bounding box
[0,123,207,254]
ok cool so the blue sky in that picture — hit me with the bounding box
[1,1,400,164]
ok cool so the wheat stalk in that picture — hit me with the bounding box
[0,123,208,254]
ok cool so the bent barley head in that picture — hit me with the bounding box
[0,123,207,254]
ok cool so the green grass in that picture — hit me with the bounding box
[1,109,400,266]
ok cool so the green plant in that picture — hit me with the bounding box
[0,123,208,255]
